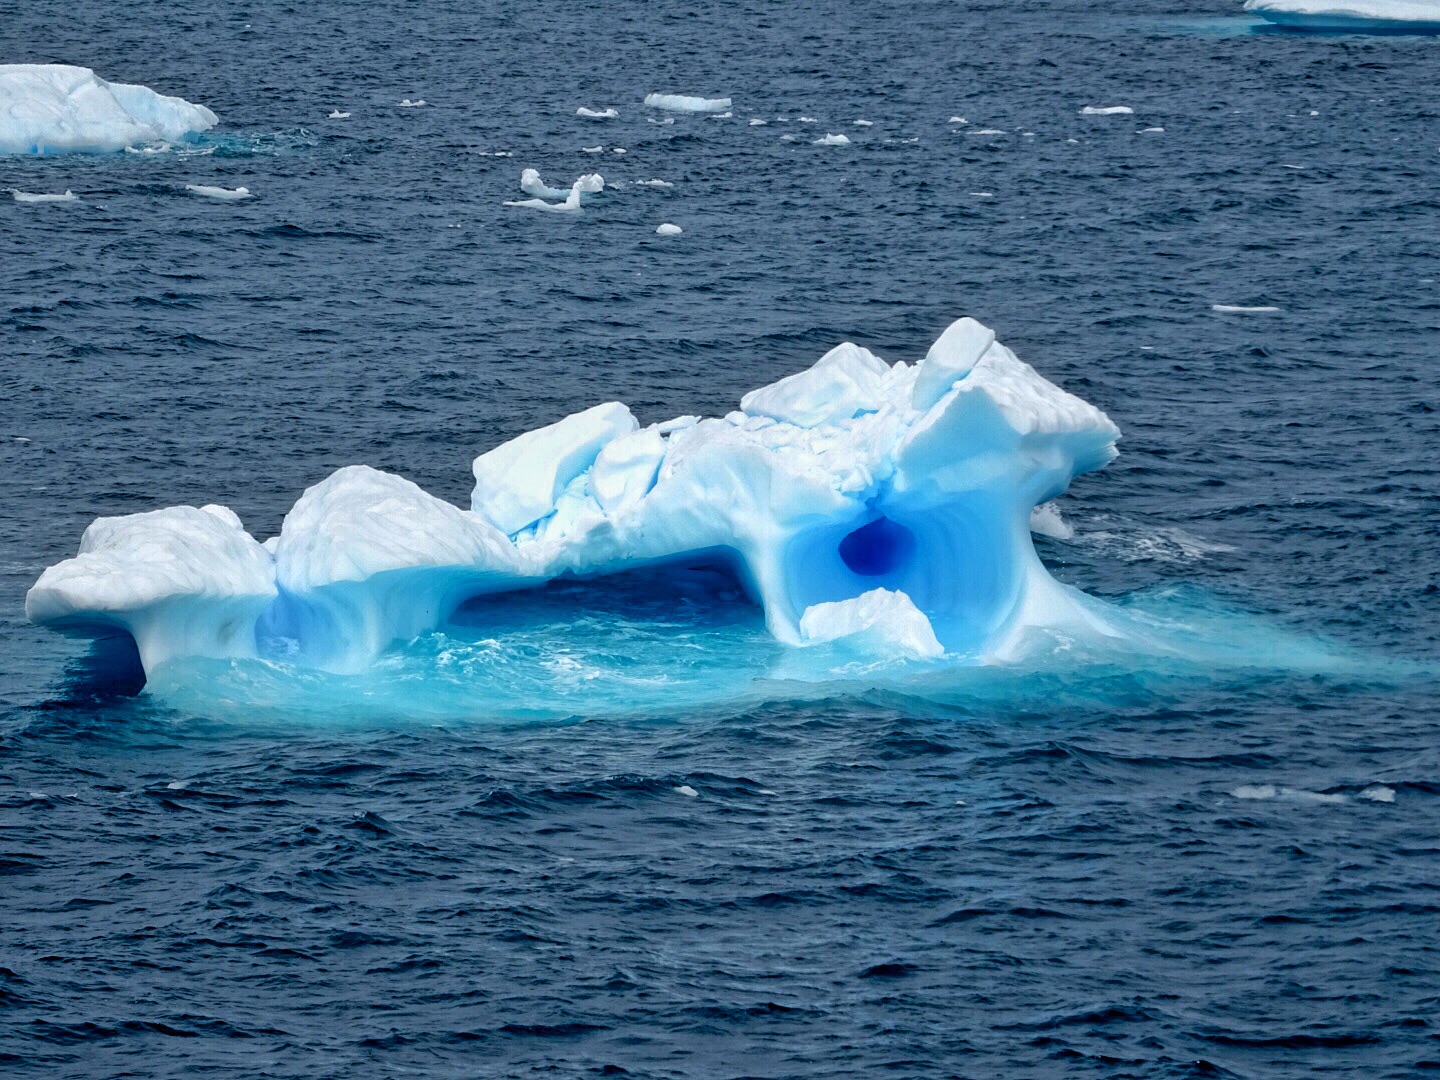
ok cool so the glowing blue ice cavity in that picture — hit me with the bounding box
[27,318,1122,676]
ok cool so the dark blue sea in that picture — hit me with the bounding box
[3,0,1439,1075]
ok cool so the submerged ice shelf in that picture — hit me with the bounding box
[0,64,217,154]
[29,319,1125,680]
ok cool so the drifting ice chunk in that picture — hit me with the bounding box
[0,64,217,155]
[328,110,350,118]
[644,93,732,113]
[799,588,944,660]
[655,222,682,235]
[185,184,251,199]
[813,133,851,145]
[31,317,1123,677]
[1080,106,1134,115]
[1244,0,1440,29]
[576,107,619,118]
[520,169,603,200]
[1212,304,1280,313]
[742,343,889,428]
[10,188,77,202]
[471,402,638,535]
[397,98,427,107]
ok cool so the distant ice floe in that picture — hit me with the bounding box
[29,317,1125,676]
[813,133,851,145]
[969,128,1007,135]
[655,222,682,235]
[10,188,78,203]
[1230,783,1397,804]
[397,98,427,108]
[0,64,217,154]
[634,179,673,188]
[581,145,603,153]
[328,110,350,119]
[1244,0,1440,30]
[577,107,618,119]
[948,116,967,124]
[507,170,603,213]
[853,119,873,126]
[1140,126,1165,133]
[749,118,767,126]
[185,184,252,200]
[644,93,732,114]
[1080,106,1134,115]
[1212,303,1281,313]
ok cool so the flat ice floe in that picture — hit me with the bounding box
[185,184,252,199]
[1212,303,1281,313]
[30,317,1129,677]
[813,133,851,145]
[10,188,78,202]
[655,222,682,235]
[0,64,217,154]
[1080,106,1134,115]
[643,93,732,113]
[1245,0,1440,29]
[576,107,618,119]
[506,170,604,212]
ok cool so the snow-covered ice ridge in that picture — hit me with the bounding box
[28,318,1122,674]
[0,65,217,154]
[1245,0,1440,30]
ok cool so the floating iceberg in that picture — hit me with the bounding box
[655,222,683,235]
[10,188,78,203]
[644,93,732,114]
[506,171,603,213]
[1244,0,1440,30]
[0,64,217,155]
[576,106,619,119]
[1080,106,1134,116]
[29,318,1125,681]
[185,184,251,200]
[813,133,851,145]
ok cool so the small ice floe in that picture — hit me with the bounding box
[397,98,427,108]
[328,110,351,119]
[580,145,603,153]
[634,179,673,188]
[9,189,78,203]
[14,435,31,443]
[1030,502,1074,540]
[612,147,626,154]
[948,116,967,124]
[674,785,699,797]
[655,222,682,236]
[969,128,1007,135]
[1212,304,1280,314]
[1230,784,1346,804]
[185,184,252,199]
[166,780,186,790]
[577,106,618,119]
[1360,785,1397,803]
[1279,163,1305,170]
[970,191,995,198]
[1080,105,1133,115]
[644,93,731,114]
[798,115,818,123]
[853,118,873,126]
[1139,126,1164,134]
[749,118,767,126]
[507,171,602,213]
[1067,138,1080,144]
[646,117,675,125]
[708,111,733,119]
[814,133,851,145]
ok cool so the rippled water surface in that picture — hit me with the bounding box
[2,0,1438,1075]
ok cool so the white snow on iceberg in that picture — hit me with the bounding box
[29,318,1125,678]
[1245,0,1440,30]
[644,93,732,114]
[506,170,604,213]
[0,65,217,155]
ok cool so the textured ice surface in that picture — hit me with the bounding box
[1245,0,1440,28]
[507,170,603,212]
[644,93,732,113]
[0,64,217,154]
[29,318,1126,678]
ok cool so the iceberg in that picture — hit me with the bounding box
[813,133,851,146]
[643,93,732,114]
[29,318,1124,681]
[1244,0,1440,29]
[1079,106,1134,115]
[185,184,252,200]
[0,64,217,155]
[576,107,619,119]
[655,223,683,235]
[10,188,78,203]
[506,171,603,213]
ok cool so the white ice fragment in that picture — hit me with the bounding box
[655,222,682,236]
[1140,126,1164,133]
[741,342,889,428]
[0,64,217,154]
[397,98,427,107]
[10,188,77,202]
[520,169,603,199]
[749,118,767,126]
[708,112,733,119]
[814,133,851,145]
[580,145,602,153]
[1080,106,1134,115]
[1360,785,1396,803]
[798,116,818,123]
[969,128,1007,135]
[471,402,638,535]
[635,179,673,188]
[576,107,618,119]
[1211,304,1280,313]
[799,588,944,660]
[644,93,731,114]
[1245,0,1440,30]
[948,116,967,124]
[328,110,350,119]
[674,785,699,797]
[970,191,994,198]
[612,147,626,154]
[185,184,251,200]
[911,317,995,411]
[853,119,873,126]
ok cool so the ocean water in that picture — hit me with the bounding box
[3,0,1439,1075]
